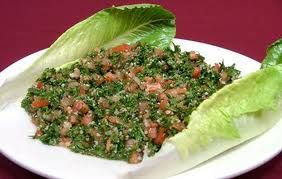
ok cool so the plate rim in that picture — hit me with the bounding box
[1,38,280,179]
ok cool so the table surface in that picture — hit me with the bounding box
[0,0,281,178]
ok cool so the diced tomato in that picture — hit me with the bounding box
[145,83,162,93]
[192,67,201,78]
[176,87,187,94]
[158,93,168,110]
[144,119,158,128]
[159,99,168,110]
[79,86,86,95]
[150,121,159,128]
[73,100,83,111]
[104,72,117,83]
[80,106,89,114]
[163,79,174,86]
[31,99,49,108]
[81,114,92,125]
[73,100,89,114]
[37,81,44,89]
[148,127,157,139]
[154,127,166,145]
[165,87,187,97]
[112,44,131,52]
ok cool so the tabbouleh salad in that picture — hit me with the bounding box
[21,43,240,164]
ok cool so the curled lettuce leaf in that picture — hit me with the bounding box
[170,64,282,158]
[0,4,175,109]
[261,38,282,68]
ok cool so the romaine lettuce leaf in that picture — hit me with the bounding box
[0,4,175,109]
[261,38,282,68]
[170,64,282,158]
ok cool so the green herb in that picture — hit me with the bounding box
[21,43,240,163]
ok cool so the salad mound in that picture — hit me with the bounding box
[1,2,280,178]
[21,43,240,163]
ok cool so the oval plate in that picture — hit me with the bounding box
[0,39,281,179]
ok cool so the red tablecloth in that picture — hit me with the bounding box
[0,0,281,178]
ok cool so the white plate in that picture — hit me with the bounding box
[0,38,281,179]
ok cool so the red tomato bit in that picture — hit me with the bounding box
[37,81,44,89]
[154,127,166,145]
[112,44,131,52]
[31,99,49,108]
[192,67,201,78]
